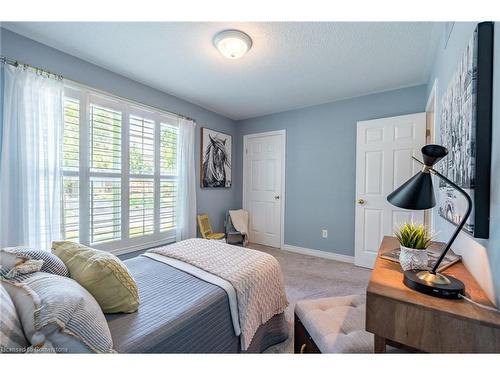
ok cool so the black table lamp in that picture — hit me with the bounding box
[387,144,472,299]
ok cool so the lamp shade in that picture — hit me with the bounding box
[387,171,435,210]
[387,144,449,210]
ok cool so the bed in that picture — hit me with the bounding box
[105,254,289,353]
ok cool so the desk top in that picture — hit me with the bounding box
[367,236,499,328]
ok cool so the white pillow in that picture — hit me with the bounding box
[0,283,28,353]
[2,272,114,353]
[0,247,69,277]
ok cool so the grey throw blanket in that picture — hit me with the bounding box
[147,239,288,350]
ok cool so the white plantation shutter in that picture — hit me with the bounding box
[62,176,80,241]
[90,178,121,244]
[160,123,177,175]
[160,180,177,231]
[90,104,122,173]
[63,98,80,172]
[89,100,122,245]
[130,115,155,175]
[61,85,181,252]
[129,113,156,238]
[62,97,80,241]
[160,122,178,232]
[129,178,155,237]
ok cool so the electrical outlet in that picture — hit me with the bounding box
[321,229,328,238]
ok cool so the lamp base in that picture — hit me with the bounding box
[403,270,464,299]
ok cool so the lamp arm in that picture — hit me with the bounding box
[428,168,473,273]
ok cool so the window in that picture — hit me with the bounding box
[61,86,179,252]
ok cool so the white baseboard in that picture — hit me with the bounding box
[281,244,354,264]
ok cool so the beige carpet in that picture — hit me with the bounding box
[247,243,372,353]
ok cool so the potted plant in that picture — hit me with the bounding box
[394,222,433,271]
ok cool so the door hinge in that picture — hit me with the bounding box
[245,148,248,155]
[426,128,431,137]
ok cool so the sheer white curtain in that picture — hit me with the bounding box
[0,64,64,250]
[176,117,197,241]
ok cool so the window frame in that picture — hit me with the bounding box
[62,84,178,254]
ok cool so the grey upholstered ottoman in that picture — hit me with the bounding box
[294,294,373,353]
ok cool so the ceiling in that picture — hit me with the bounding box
[3,22,442,120]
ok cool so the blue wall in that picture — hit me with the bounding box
[427,22,499,305]
[0,28,238,232]
[234,85,427,256]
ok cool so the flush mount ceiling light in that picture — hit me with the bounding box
[213,30,252,60]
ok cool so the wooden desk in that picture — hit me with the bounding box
[366,236,500,353]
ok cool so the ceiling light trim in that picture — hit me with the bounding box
[213,29,252,60]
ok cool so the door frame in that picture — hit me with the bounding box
[243,129,286,249]
[425,79,438,144]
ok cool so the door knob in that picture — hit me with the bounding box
[357,198,366,205]
[274,195,280,200]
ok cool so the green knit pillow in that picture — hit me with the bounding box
[52,241,139,313]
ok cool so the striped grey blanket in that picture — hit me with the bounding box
[147,239,288,350]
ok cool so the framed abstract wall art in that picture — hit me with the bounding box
[200,127,232,188]
[438,22,493,238]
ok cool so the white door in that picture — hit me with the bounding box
[355,113,426,268]
[243,131,285,248]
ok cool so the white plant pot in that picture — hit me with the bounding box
[399,245,429,271]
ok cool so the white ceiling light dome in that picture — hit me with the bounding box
[213,30,252,60]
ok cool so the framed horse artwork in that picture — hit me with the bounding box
[200,127,232,188]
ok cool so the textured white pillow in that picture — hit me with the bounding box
[2,272,114,353]
[0,249,29,268]
[0,247,69,277]
[0,283,28,353]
